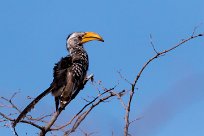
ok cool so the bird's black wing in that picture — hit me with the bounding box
[13,56,72,127]
[51,56,73,110]
[52,55,87,110]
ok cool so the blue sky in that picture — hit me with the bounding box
[0,0,204,136]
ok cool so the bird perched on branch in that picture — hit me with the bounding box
[13,32,104,127]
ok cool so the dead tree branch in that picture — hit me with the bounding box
[0,32,203,136]
[124,33,204,136]
[64,90,126,136]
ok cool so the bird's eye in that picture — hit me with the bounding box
[78,36,82,41]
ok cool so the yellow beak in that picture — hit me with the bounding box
[81,32,104,44]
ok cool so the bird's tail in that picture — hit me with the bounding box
[12,86,53,127]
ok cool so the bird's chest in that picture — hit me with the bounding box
[71,52,89,79]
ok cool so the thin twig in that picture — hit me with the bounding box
[117,70,132,85]
[191,23,203,37]
[149,34,159,54]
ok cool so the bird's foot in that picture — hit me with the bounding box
[87,73,94,81]
[84,74,94,83]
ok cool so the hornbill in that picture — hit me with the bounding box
[13,32,104,127]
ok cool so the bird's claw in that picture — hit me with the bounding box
[86,74,94,82]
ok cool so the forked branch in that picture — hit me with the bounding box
[124,33,204,136]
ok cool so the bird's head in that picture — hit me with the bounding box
[66,32,104,50]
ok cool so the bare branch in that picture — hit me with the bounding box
[1,32,203,136]
[124,33,204,136]
[50,86,117,131]
[65,90,126,136]
[110,90,127,110]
